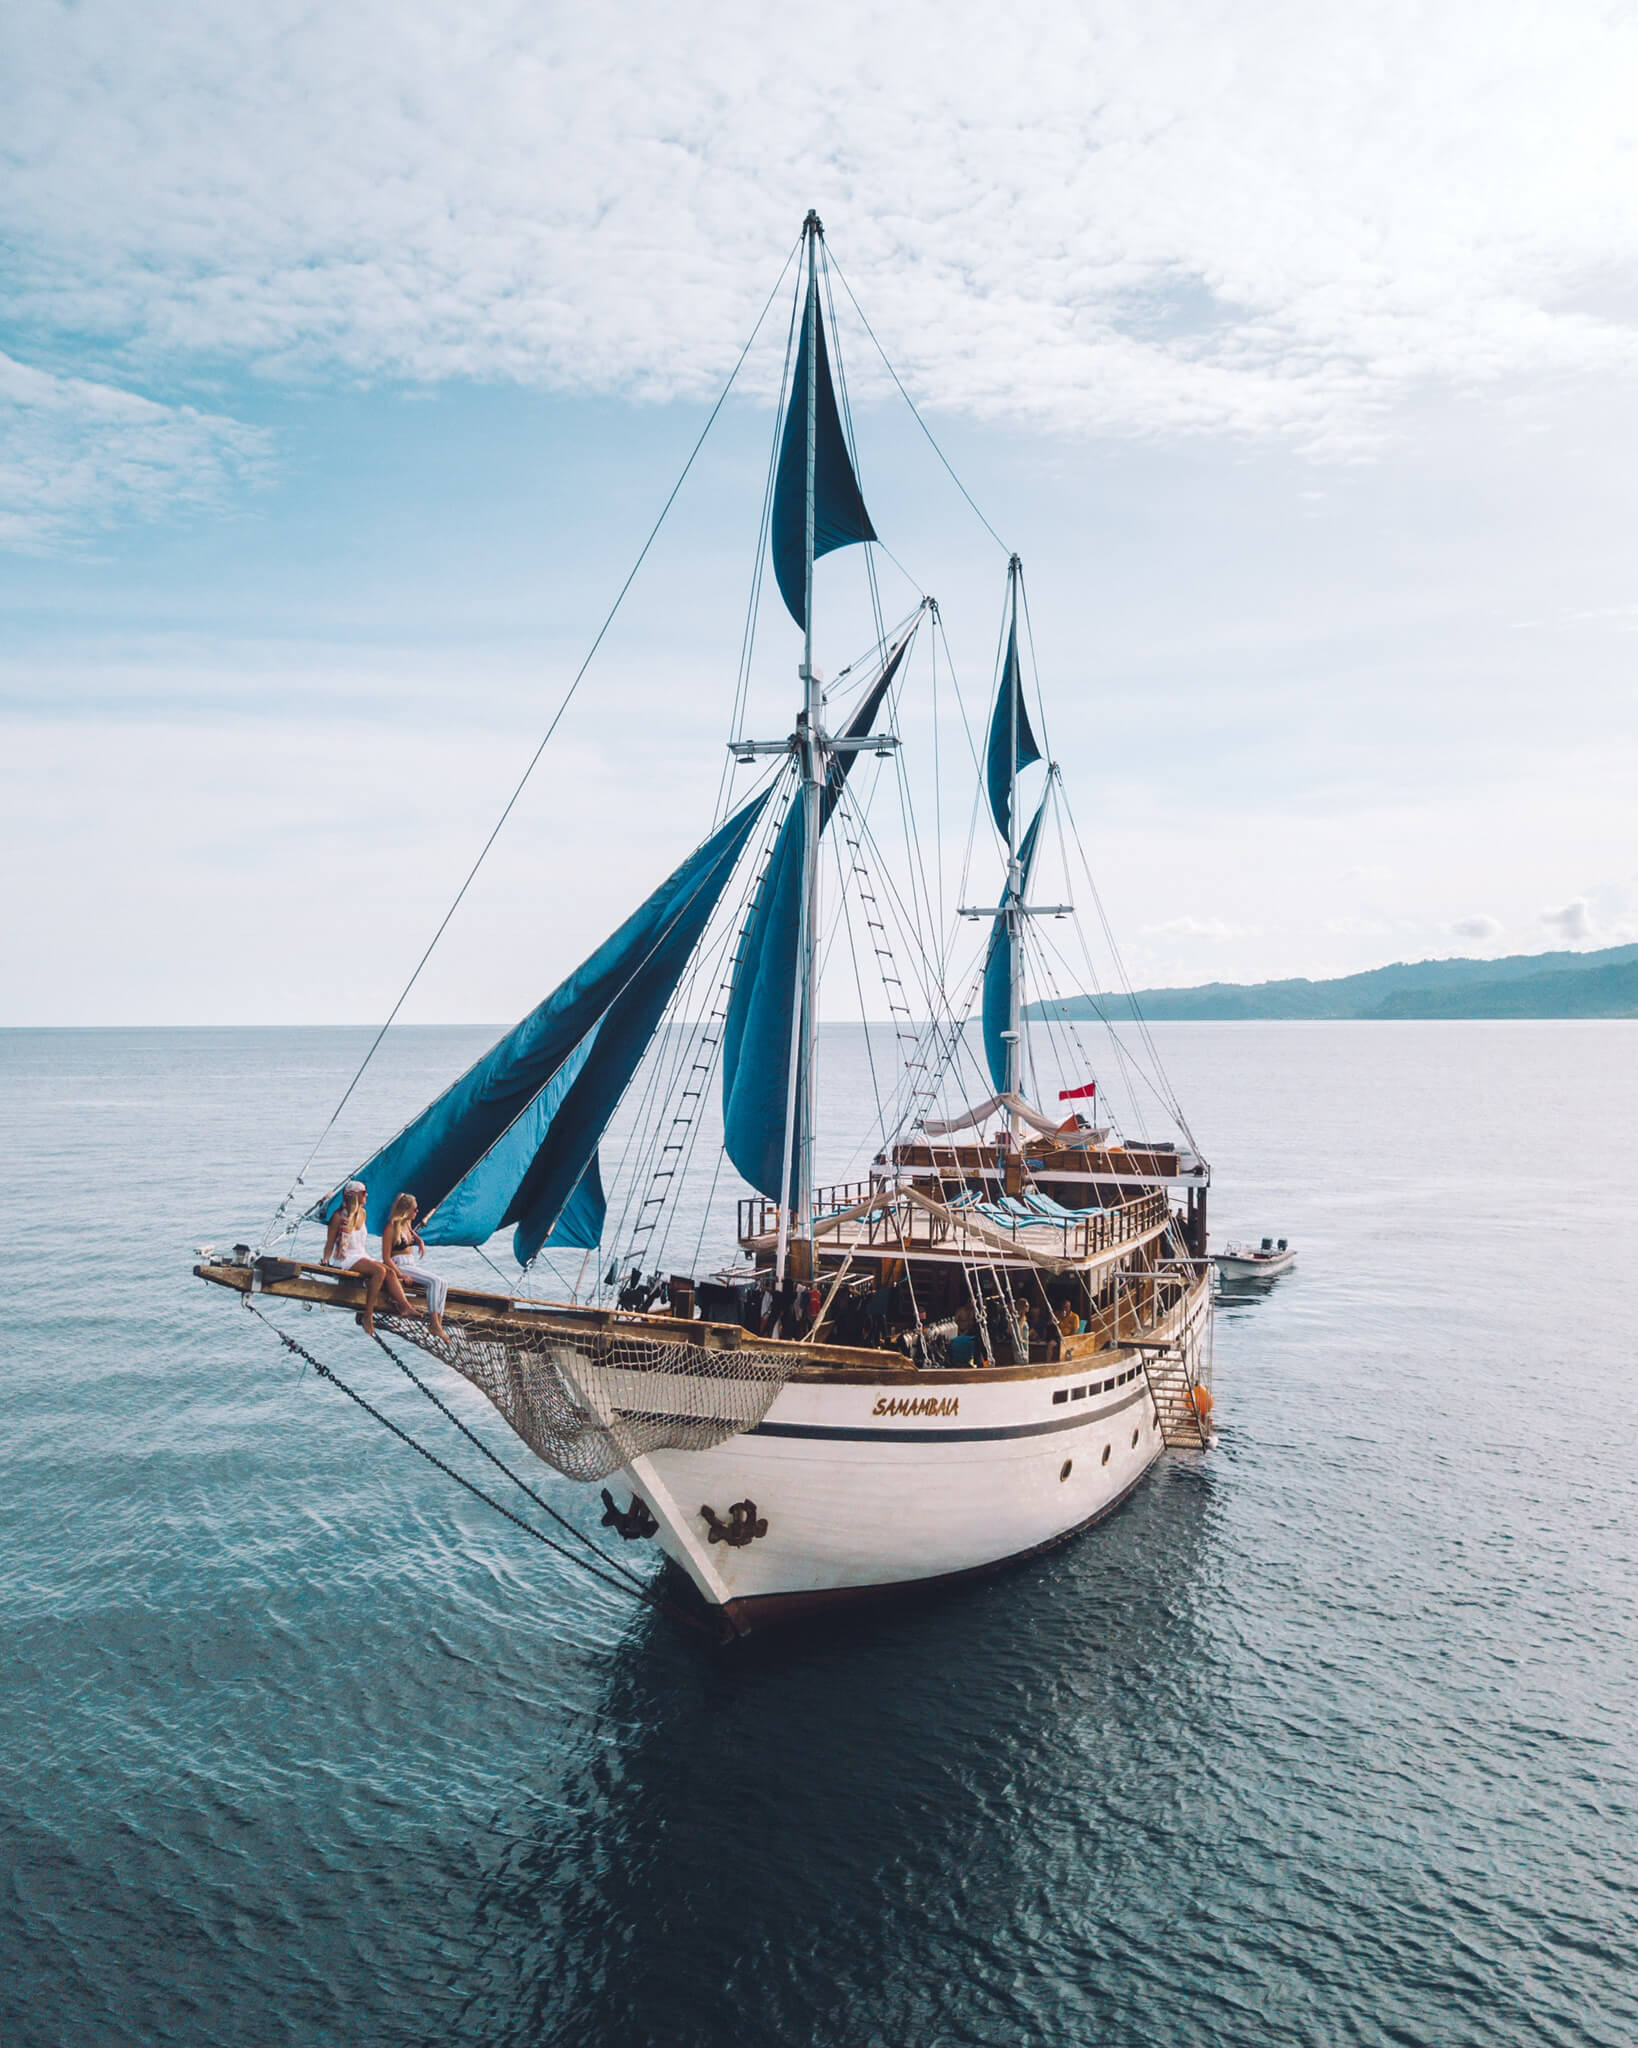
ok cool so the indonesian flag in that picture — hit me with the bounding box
[1059,1080,1097,1101]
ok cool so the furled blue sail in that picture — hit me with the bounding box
[770,293,877,630]
[981,792,1047,1093]
[719,784,806,1209]
[983,616,1043,841]
[504,854,731,1264]
[721,640,907,1203]
[325,790,770,1248]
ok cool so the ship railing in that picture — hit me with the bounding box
[736,1181,877,1247]
[736,1185,1169,1260]
[940,1188,1168,1260]
[1110,1257,1212,1342]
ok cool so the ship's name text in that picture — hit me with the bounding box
[871,1395,960,1418]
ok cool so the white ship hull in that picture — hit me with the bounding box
[200,1255,1214,1636]
[617,1350,1171,1632]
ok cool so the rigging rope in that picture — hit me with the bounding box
[825,250,1012,558]
[368,1330,651,1595]
[717,250,804,823]
[262,235,805,1248]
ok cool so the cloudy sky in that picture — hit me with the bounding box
[4,0,1637,1025]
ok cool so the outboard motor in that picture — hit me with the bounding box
[1260,1237,1273,1252]
[1277,1238,1288,1251]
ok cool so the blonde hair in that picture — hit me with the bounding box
[388,1192,417,1226]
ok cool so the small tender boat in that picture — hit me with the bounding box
[1213,1238,1296,1282]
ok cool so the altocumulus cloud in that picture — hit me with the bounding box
[0,353,270,551]
[4,0,1638,550]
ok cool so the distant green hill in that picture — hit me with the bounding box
[1029,943,1638,1022]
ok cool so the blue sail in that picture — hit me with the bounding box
[981,793,1047,1093]
[543,1154,606,1252]
[721,642,906,1203]
[770,292,877,630]
[506,847,732,1263]
[327,790,770,1240]
[720,787,806,1207]
[418,1025,600,1247]
[984,616,1043,841]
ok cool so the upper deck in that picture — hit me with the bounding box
[736,1182,1172,1275]
[885,1136,1210,1193]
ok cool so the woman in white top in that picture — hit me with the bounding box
[381,1192,448,1341]
[321,1181,412,1335]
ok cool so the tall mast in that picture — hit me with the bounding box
[727,211,885,1275]
[800,213,822,1252]
[777,209,824,1280]
[1005,554,1024,1141]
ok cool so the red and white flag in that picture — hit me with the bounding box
[1058,1080,1097,1101]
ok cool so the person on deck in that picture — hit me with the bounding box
[321,1181,412,1335]
[382,1192,449,1341]
[1057,1298,1081,1340]
[947,1302,978,1369]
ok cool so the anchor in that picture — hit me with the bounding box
[599,1489,659,1541]
[700,1499,768,1547]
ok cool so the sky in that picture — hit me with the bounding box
[4,0,1637,1026]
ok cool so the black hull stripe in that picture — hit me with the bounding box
[753,1387,1147,1445]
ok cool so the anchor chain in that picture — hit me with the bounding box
[240,1298,720,1638]
[368,1331,651,1596]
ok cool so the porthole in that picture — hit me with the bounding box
[1060,1459,1073,1482]
[1101,1443,1112,1465]
[1131,1428,1140,1448]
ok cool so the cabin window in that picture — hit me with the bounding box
[1059,1460,1073,1482]
[1072,1386,1087,1401]
[1052,1389,1068,1405]
[1131,1428,1140,1448]
[1101,1443,1112,1465]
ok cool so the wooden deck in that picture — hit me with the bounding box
[195,1254,1211,1385]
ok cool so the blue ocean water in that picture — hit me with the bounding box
[2,1022,1634,2047]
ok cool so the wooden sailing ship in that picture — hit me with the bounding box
[197,213,1215,1636]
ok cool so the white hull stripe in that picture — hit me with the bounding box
[753,1387,1148,1445]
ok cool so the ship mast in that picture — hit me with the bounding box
[777,209,824,1282]
[1004,553,1024,1144]
[728,208,886,1285]
[961,556,1069,1133]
